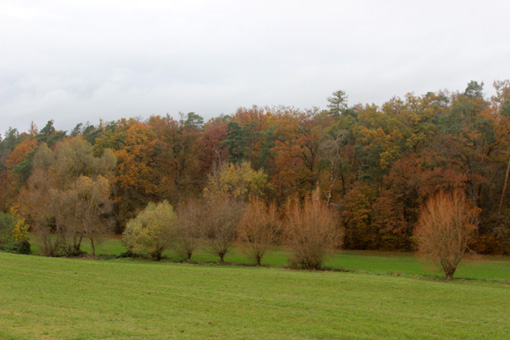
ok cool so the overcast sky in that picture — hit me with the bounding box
[1,0,509,134]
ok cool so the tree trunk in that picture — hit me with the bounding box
[73,234,84,253]
[341,172,346,196]
[442,261,456,280]
[90,238,96,258]
[445,268,456,280]
[152,251,162,261]
[498,155,510,216]
[327,162,336,207]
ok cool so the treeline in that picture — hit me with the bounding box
[1,80,510,254]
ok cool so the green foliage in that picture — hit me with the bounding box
[327,89,348,116]
[222,121,258,163]
[36,120,66,147]
[182,112,204,131]
[464,80,484,98]
[122,200,177,260]
[0,211,30,254]
[0,211,16,246]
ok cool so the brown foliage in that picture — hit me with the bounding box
[284,190,343,270]
[414,190,479,279]
[5,138,37,170]
[238,198,281,265]
[19,169,62,256]
[18,139,114,257]
[341,182,377,249]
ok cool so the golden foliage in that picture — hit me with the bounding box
[414,190,479,279]
[284,189,343,270]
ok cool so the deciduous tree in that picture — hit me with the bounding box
[174,199,204,260]
[284,188,342,270]
[238,198,281,265]
[202,196,243,263]
[123,200,177,261]
[72,175,113,257]
[414,190,479,279]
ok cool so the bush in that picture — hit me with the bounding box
[0,211,17,247]
[13,239,31,254]
[174,199,203,260]
[238,198,281,265]
[202,196,243,263]
[122,201,177,261]
[0,211,30,254]
[284,190,343,270]
[414,190,479,279]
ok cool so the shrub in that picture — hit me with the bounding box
[0,211,17,247]
[284,190,343,270]
[414,190,479,280]
[0,211,30,254]
[202,196,243,263]
[174,199,203,260]
[238,198,281,265]
[123,200,177,261]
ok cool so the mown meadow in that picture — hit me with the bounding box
[1,251,510,340]
[35,236,510,282]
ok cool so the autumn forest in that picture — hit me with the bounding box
[2,80,510,256]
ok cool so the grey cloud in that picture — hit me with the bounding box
[1,0,509,133]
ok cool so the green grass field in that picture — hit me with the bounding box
[33,236,510,282]
[1,252,509,339]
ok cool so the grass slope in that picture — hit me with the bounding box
[33,237,510,282]
[1,252,509,339]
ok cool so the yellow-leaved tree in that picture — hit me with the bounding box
[204,162,270,201]
[122,200,177,261]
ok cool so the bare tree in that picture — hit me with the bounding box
[202,196,243,263]
[174,199,203,260]
[72,175,113,257]
[238,198,281,265]
[320,129,347,205]
[414,190,479,280]
[48,188,80,255]
[498,155,510,216]
[284,189,343,270]
[19,169,62,256]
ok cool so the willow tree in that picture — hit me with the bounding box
[414,190,479,280]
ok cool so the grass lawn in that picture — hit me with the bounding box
[1,252,510,339]
[34,236,510,282]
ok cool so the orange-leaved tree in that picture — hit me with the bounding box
[284,188,343,270]
[238,197,281,265]
[414,190,479,279]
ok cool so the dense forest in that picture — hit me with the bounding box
[1,80,510,254]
